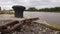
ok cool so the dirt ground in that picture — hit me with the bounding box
[0,14,60,34]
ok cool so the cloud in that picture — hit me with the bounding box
[0,0,60,10]
[27,0,60,9]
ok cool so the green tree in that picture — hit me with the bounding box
[0,7,1,11]
[27,7,38,11]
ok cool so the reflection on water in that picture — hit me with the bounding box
[24,11,60,26]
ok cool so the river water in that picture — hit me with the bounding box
[24,11,60,26]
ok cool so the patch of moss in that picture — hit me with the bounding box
[42,23,60,31]
[50,24,60,30]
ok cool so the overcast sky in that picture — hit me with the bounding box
[0,0,60,10]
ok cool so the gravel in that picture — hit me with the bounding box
[12,21,60,34]
[0,20,60,34]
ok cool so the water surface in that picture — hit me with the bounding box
[24,11,60,26]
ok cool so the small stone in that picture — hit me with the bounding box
[55,31,60,34]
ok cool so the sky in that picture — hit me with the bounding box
[0,0,60,10]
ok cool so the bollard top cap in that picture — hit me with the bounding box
[12,5,26,11]
[12,5,25,9]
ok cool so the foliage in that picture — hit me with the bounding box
[39,7,60,12]
[26,7,38,11]
[26,7,60,12]
[0,7,1,11]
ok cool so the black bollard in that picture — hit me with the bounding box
[12,5,25,18]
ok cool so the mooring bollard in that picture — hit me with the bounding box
[12,5,25,18]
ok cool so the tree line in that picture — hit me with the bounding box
[26,7,60,12]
